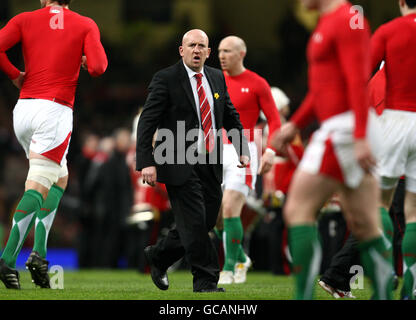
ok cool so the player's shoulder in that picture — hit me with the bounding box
[245,69,269,87]
[8,10,35,24]
[245,69,265,80]
[323,3,368,31]
[378,15,412,33]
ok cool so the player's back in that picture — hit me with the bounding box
[375,14,416,110]
[15,6,103,106]
[307,3,370,120]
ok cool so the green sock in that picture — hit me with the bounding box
[401,222,416,300]
[1,190,43,268]
[33,185,64,259]
[288,224,322,300]
[380,207,394,244]
[359,236,393,300]
[223,217,244,272]
[215,225,246,263]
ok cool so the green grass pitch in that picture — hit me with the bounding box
[0,270,403,300]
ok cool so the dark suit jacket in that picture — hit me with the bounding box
[136,60,249,186]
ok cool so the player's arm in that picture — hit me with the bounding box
[335,19,370,140]
[256,79,281,174]
[336,19,376,172]
[271,92,314,154]
[370,26,386,73]
[83,20,108,77]
[290,92,315,132]
[257,79,281,150]
[0,15,23,81]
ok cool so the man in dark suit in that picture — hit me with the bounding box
[136,29,250,293]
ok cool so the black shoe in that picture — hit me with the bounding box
[194,287,226,293]
[144,246,169,290]
[0,258,21,289]
[25,251,50,288]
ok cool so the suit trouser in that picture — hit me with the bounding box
[151,163,222,290]
[320,234,360,291]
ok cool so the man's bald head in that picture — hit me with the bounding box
[219,36,247,54]
[218,35,247,76]
[182,29,209,47]
[179,29,211,72]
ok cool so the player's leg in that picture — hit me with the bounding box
[284,170,339,300]
[2,153,62,264]
[218,143,255,284]
[24,164,67,289]
[339,174,393,300]
[32,166,67,259]
[379,178,398,245]
[400,182,416,299]
[233,142,258,279]
[0,153,62,289]
[0,175,45,289]
[219,189,246,284]
[25,169,67,288]
[377,110,407,247]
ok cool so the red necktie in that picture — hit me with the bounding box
[195,73,215,152]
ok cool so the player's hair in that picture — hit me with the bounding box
[406,0,416,9]
[55,0,72,5]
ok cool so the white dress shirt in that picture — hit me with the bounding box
[183,61,217,154]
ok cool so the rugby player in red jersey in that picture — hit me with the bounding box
[0,0,107,289]
[272,0,393,299]
[371,0,416,300]
[216,36,281,285]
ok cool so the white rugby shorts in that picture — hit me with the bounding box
[13,99,73,166]
[222,141,258,196]
[377,109,416,192]
[298,110,382,188]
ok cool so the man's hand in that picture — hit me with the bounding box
[81,56,88,70]
[142,166,157,187]
[354,138,376,173]
[258,148,275,175]
[237,155,250,168]
[271,122,298,155]
[12,72,25,89]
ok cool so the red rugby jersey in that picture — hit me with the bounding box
[223,69,281,149]
[371,13,416,112]
[291,2,371,139]
[0,6,108,108]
